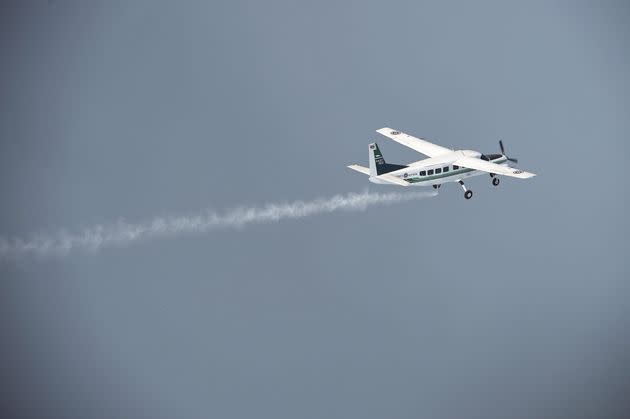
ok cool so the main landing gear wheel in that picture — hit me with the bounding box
[458,180,472,200]
[432,184,441,189]
[492,177,500,186]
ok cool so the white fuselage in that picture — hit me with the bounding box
[369,150,509,186]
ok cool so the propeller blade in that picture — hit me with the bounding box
[499,140,505,155]
[507,157,518,164]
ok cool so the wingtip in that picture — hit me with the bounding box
[520,172,537,179]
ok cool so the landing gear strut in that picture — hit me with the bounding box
[459,180,473,200]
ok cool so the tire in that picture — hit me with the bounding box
[492,177,500,186]
[464,190,473,200]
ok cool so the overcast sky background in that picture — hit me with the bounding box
[1,1,629,418]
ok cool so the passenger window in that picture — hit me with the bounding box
[427,169,434,175]
[453,165,459,170]
[419,170,426,176]
[435,168,442,174]
[443,166,449,173]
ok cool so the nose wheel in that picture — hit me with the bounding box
[459,180,473,200]
[492,177,500,186]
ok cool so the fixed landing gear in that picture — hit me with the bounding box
[432,184,441,189]
[459,180,473,200]
[492,177,500,186]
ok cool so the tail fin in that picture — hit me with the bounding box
[368,143,385,176]
[368,142,407,176]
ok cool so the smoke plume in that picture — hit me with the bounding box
[0,190,437,260]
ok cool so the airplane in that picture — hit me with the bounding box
[348,127,536,199]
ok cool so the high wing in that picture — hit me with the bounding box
[455,156,536,179]
[376,127,452,157]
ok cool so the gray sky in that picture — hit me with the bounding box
[1,1,629,418]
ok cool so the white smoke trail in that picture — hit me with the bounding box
[0,189,437,260]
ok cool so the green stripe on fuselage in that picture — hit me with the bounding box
[403,157,507,183]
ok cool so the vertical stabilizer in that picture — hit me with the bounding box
[368,142,407,176]
[368,143,385,176]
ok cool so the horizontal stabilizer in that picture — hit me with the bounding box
[347,164,370,175]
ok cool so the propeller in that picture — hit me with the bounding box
[499,140,518,164]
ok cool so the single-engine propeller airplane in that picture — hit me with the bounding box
[348,128,536,199]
